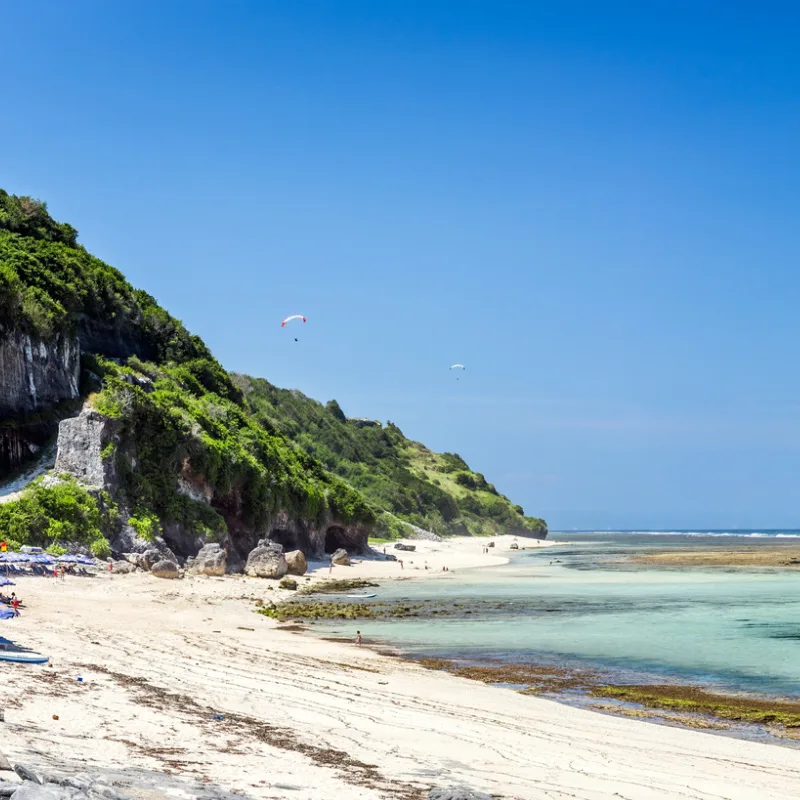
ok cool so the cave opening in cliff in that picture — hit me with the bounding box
[324,526,350,554]
[268,528,308,553]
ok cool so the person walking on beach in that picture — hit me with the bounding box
[11,598,20,617]
[355,631,362,647]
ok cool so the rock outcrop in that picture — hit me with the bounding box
[394,542,416,552]
[244,541,287,579]
[53,407,118,490]
[191,543,227,576]
[284,549,307,576]
[331,548,350,565]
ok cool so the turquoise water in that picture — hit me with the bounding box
[317,532,800,698]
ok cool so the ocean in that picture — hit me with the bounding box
[314,531,800,701]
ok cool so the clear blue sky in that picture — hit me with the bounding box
[3,1,799,529]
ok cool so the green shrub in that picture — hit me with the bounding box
[0,478,115,551]
[128,512,161,542]
[373,513,410,540]
[91,539,112,559]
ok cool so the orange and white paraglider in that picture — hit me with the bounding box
[281,314,307,341]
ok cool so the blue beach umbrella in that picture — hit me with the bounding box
[0,578,15,587]
[0,608,15,620]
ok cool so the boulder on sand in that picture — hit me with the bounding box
[150,560,180,579]
[110,560,136,575]
[331,548,350,566]
[192,543,226,576]
[141,547,178,570]
[245,541,287,579]
[394,542,416,552]
[284,549,307,576]
[428,788,493,800]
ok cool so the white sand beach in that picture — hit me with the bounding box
[2,537,799,799]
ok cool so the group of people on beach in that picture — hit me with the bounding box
[0,593,21,616]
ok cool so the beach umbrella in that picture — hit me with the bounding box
[56,555,80,563]
[0,608,15,620]
[0,578,15,587]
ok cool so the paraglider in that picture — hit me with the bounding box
[282,315,306,342]
[449,364,466,381]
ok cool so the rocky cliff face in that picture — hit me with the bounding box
[0,332,82,478]
[211,495,370,563]
[0,332,80,418]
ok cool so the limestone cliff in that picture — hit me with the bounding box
[0,332,81,476]
[0,332,80,417]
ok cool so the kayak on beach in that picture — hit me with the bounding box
[0,651,48,664]
[347,593,377,599]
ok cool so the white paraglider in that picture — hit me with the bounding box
[449,364,466,381]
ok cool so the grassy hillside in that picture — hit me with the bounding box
[234,376,547,539]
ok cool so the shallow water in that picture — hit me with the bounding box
[316,532,800,698]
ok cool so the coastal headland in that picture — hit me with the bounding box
[3,536,800,800]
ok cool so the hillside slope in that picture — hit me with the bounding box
[235,376,547,539]
[0,190,546,560]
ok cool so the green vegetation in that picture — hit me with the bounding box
[258,600,426,621]
[0,477,116,553]
[298,578,379,595]
[234,375,547,538]
[591,685,800,728]
[88,355,374,538]
[0,190,222,369]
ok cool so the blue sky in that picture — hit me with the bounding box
[3,1,799,529]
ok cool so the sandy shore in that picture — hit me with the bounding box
[2,536,800,799]
[306,534,555,582]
